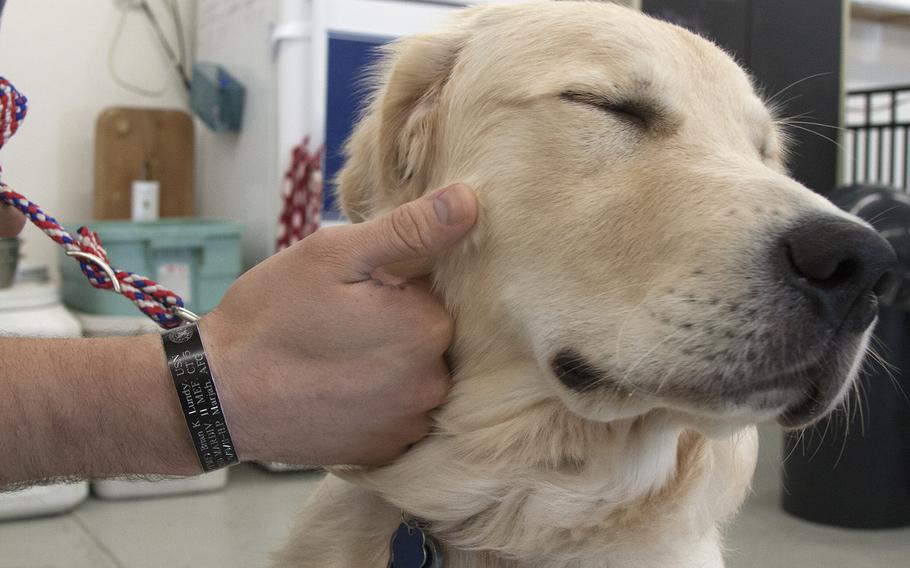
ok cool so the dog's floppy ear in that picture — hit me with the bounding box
[337,27,468,223]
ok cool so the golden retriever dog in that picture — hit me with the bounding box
[274,2,895,566]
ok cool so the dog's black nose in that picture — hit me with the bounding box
[780,216,897,332]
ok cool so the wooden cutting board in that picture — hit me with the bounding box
[94,107,194,219]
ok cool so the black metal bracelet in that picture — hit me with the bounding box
[162,324,239,472]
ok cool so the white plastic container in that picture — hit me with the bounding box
[255,461,318,473]
[73,311,161,338]
[75,312,230,499]
[0,281,82,337]
[0,274,90,520]
[91,472,228,500]
[0,484,89,522]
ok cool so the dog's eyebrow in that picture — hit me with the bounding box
[560,90,676,134]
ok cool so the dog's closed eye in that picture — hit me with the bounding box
[560,91,657,129]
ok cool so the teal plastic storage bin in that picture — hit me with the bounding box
[60,220,242,317]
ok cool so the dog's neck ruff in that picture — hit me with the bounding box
[342,363,756,567]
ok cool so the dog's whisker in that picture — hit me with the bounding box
[857,371,868,438]
[767,94,805,118]
[652,332,704,395]
[778,120,847,133]
[612,273,665,363]
[850,375,863,426]
[867,343,910,409]
[862,205,901,227]
[809,396,834,461]
[779,123,844,149]
[782,427,804,464]
[774,110,815,124]
[833,407,852,468]
[764,71,833,109]
[619,329,686,391]
[838,390,849,440]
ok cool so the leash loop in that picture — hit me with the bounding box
[2,75,196,329]
[0,184,197,329]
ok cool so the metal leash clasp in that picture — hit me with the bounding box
[174,307,201,324]
[66,251,123,293]
[66,250,201,325]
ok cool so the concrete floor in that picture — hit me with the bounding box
[1,426,908,567]
[726,424,910,568]
[0,466,321,568]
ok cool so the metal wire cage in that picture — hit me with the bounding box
[844,85,910,191]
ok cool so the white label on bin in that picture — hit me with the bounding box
[157,263,192,304]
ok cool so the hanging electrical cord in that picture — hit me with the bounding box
[108,0,191,97]
[108,6,168,98]
[167,0,189,81]
[138,0,192,91]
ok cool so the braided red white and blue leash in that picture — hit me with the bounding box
[0,76,194,329]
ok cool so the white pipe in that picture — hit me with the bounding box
[309,0,329,149]
[275,0,311,178]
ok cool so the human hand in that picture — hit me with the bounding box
[0,204,26,238]
[202,184,478,466]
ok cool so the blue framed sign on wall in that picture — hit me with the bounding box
[324,33,391,217]
[315,0,479,217]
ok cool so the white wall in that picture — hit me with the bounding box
[195,0,278,268]
[0,0,193,272]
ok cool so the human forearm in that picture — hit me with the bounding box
[0,335,200,488]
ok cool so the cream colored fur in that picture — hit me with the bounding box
[273,2,870,566]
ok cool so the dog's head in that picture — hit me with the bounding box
[338,1,895,430]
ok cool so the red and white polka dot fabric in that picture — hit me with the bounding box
[276,138,324,252]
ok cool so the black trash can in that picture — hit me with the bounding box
[781,185,910,529]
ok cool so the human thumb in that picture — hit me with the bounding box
[341,184,478,280]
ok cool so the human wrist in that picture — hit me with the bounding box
[197,308,326,466]
[160,323,240,471]
[196,312,259,462]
